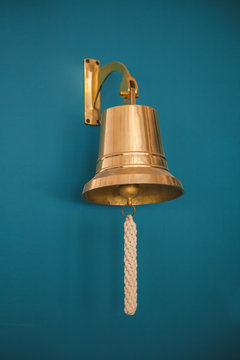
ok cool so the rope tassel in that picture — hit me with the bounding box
[124,214,137,315]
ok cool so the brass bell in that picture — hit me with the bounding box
[82,58,184,316]
[82,58,184,205]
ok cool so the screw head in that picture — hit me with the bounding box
[86,59,90,63]
[96,61,100,65]
[86,118,90,123]
[97,119,100,124]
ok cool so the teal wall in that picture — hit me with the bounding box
[0,1,240,359]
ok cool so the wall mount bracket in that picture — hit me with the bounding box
[84,58,139,125]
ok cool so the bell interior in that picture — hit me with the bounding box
[83,183,183,205]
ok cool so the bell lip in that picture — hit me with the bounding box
[101,103,157,116]
[82,167,184,206]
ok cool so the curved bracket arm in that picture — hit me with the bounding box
[84,58,139,126]
[96,62,138,105]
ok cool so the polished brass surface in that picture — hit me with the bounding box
[97,61,138,101]
[120,184,139,206]
[120,185,139,201]
[82,104,184,205]
[84,58,101,125]
[84,58,138,125]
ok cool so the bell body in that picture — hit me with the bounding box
[82,104,183,205]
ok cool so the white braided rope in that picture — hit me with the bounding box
[124,215,137,315]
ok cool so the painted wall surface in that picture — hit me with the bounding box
[0,1,240,359]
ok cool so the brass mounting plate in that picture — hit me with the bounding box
[84,58,101,125]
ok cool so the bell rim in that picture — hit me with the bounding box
[82,167,184,206]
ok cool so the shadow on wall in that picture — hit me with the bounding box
[48,110,99,206]
[48,70,122,206]
[47,106,122,311]
[77,216,122,311]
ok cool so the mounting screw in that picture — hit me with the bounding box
[96,61,100,65]
[86,118,90,123]
[97,120,100,124]
[86,59,90,63]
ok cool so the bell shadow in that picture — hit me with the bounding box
[49,110,122,311]
[47,111,99,205]
[48,70,123,206]
[76,212,122,311]
[108,217,123,310]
